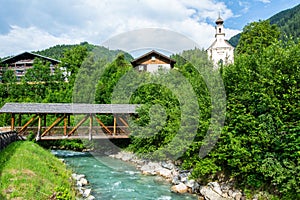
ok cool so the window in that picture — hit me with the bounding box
[151,56,156,61]
[138,65,144,71]
[219,28,221,33]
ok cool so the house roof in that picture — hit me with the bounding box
[131,50,176,67]
[1,52,60,65]
[0,103,139,114]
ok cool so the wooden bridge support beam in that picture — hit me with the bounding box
[18,114,37,135]
[95,115,112,135]
[41,115,65,137]
[11,114,15,131]
[36,115,42,141]
[113,116,117,136]
[68,115,89,136]
[89,114,93,141]
[119,117,129,127]
[64,115,68,136]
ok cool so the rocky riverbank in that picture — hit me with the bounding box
[109,151,259,200]
[71,173,96,200]
[58,158,95,200]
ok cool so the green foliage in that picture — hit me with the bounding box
[54,186,73,200]
[215,39,300,198]
[235,20,280,55]
[95,54,131,104]
[2,69,16,83]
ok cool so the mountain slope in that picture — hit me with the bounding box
[229,4,300,47]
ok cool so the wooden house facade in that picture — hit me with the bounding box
[131,50,176,72]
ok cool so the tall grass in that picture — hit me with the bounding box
[0,141,75,199]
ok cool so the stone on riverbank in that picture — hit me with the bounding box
[200,186,228,200]
[171,182,188,194]
[71,173,94,199]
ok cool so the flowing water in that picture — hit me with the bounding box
[52,150,197,200]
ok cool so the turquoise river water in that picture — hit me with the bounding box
[52,150,197,200]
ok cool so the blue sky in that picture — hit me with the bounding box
[0,0,299,57]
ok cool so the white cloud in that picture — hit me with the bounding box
[0,0,240,57]
[258,0,271,3]
[0,26,81,57]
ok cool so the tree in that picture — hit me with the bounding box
[2,69,16,83]
[235,20,280,55]
[24,58,53,82]
[59,46,88,84]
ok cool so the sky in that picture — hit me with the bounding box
[0,0,299,58]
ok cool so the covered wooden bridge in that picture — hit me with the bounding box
[0,103,139,140]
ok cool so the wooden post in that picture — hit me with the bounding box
[113,116,117,136]
[11,114,15,131]
[36,115,42,141]
[89,114,93,141]
[64,115,67,136]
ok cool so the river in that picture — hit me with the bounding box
[52,150,198,200]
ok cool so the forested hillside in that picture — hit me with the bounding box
[33,41,133,61]
[229,4,300,47]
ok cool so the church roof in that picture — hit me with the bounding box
[216,17,224,24]
[206,39,234,51]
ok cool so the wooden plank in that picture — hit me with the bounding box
[41,115,65,137]
[18,114,37,134]
[68,115,89,136]
[94,116,112,134]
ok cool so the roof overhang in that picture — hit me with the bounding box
[0,103,139,114]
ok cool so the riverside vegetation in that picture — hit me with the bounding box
[0,19,299,199]
[0,141,75,199]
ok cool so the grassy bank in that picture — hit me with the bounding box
[0,141,76,200]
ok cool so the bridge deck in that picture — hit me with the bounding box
[41,135,129,140]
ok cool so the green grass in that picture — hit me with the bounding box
[0,141,76,200]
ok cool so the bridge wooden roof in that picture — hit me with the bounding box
[0,103,138,114]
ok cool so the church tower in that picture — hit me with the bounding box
[207,15,234,68]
